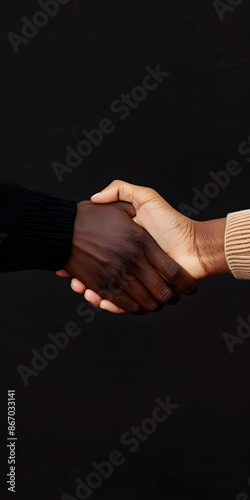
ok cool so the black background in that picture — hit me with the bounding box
[1,0,250,499]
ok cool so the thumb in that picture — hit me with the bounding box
[91,180,136,204]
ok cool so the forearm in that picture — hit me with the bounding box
[0,184,77,272]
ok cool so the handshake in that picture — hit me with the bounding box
[57,180,230,314]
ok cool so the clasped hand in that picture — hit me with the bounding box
[56,192,198,314]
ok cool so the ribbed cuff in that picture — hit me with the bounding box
[225,209,250,280]
[0,184,77,272]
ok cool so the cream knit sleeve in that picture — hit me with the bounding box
[225,209,250,279]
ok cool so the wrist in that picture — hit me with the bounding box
[194,218,231,278]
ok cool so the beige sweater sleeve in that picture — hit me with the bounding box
[225,209,250,279]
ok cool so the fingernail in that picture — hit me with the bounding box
[91,192,100,199]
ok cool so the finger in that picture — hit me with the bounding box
[91,185,119,203]
[136,258,181,305]
[100,287,147,315]
[56,270,72,278]
[91,180,142,206]
[144,240,198,295]
[84,289,126,313]
[124,277,162,312]
[84,289,102,307]
[99,300,125,314]
[67,263,147,315]
[71,278,87,294]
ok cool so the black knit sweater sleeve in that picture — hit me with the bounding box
[0,184,77,272]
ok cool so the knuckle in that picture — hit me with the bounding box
[166,262,182,281]
[147,301,160,312]
[121,247,140,265]
[129,232,144,248]
[142,296,159,312]
[148,188,157,196]
[157,286,175,304]
[119,265,135,284]
[99,275,119,293]
[127,302,140,314]
[142,188,158,204]
[115,292,140,314]
[144,187,155,196]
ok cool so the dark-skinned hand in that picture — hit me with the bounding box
[63,201,197,314]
